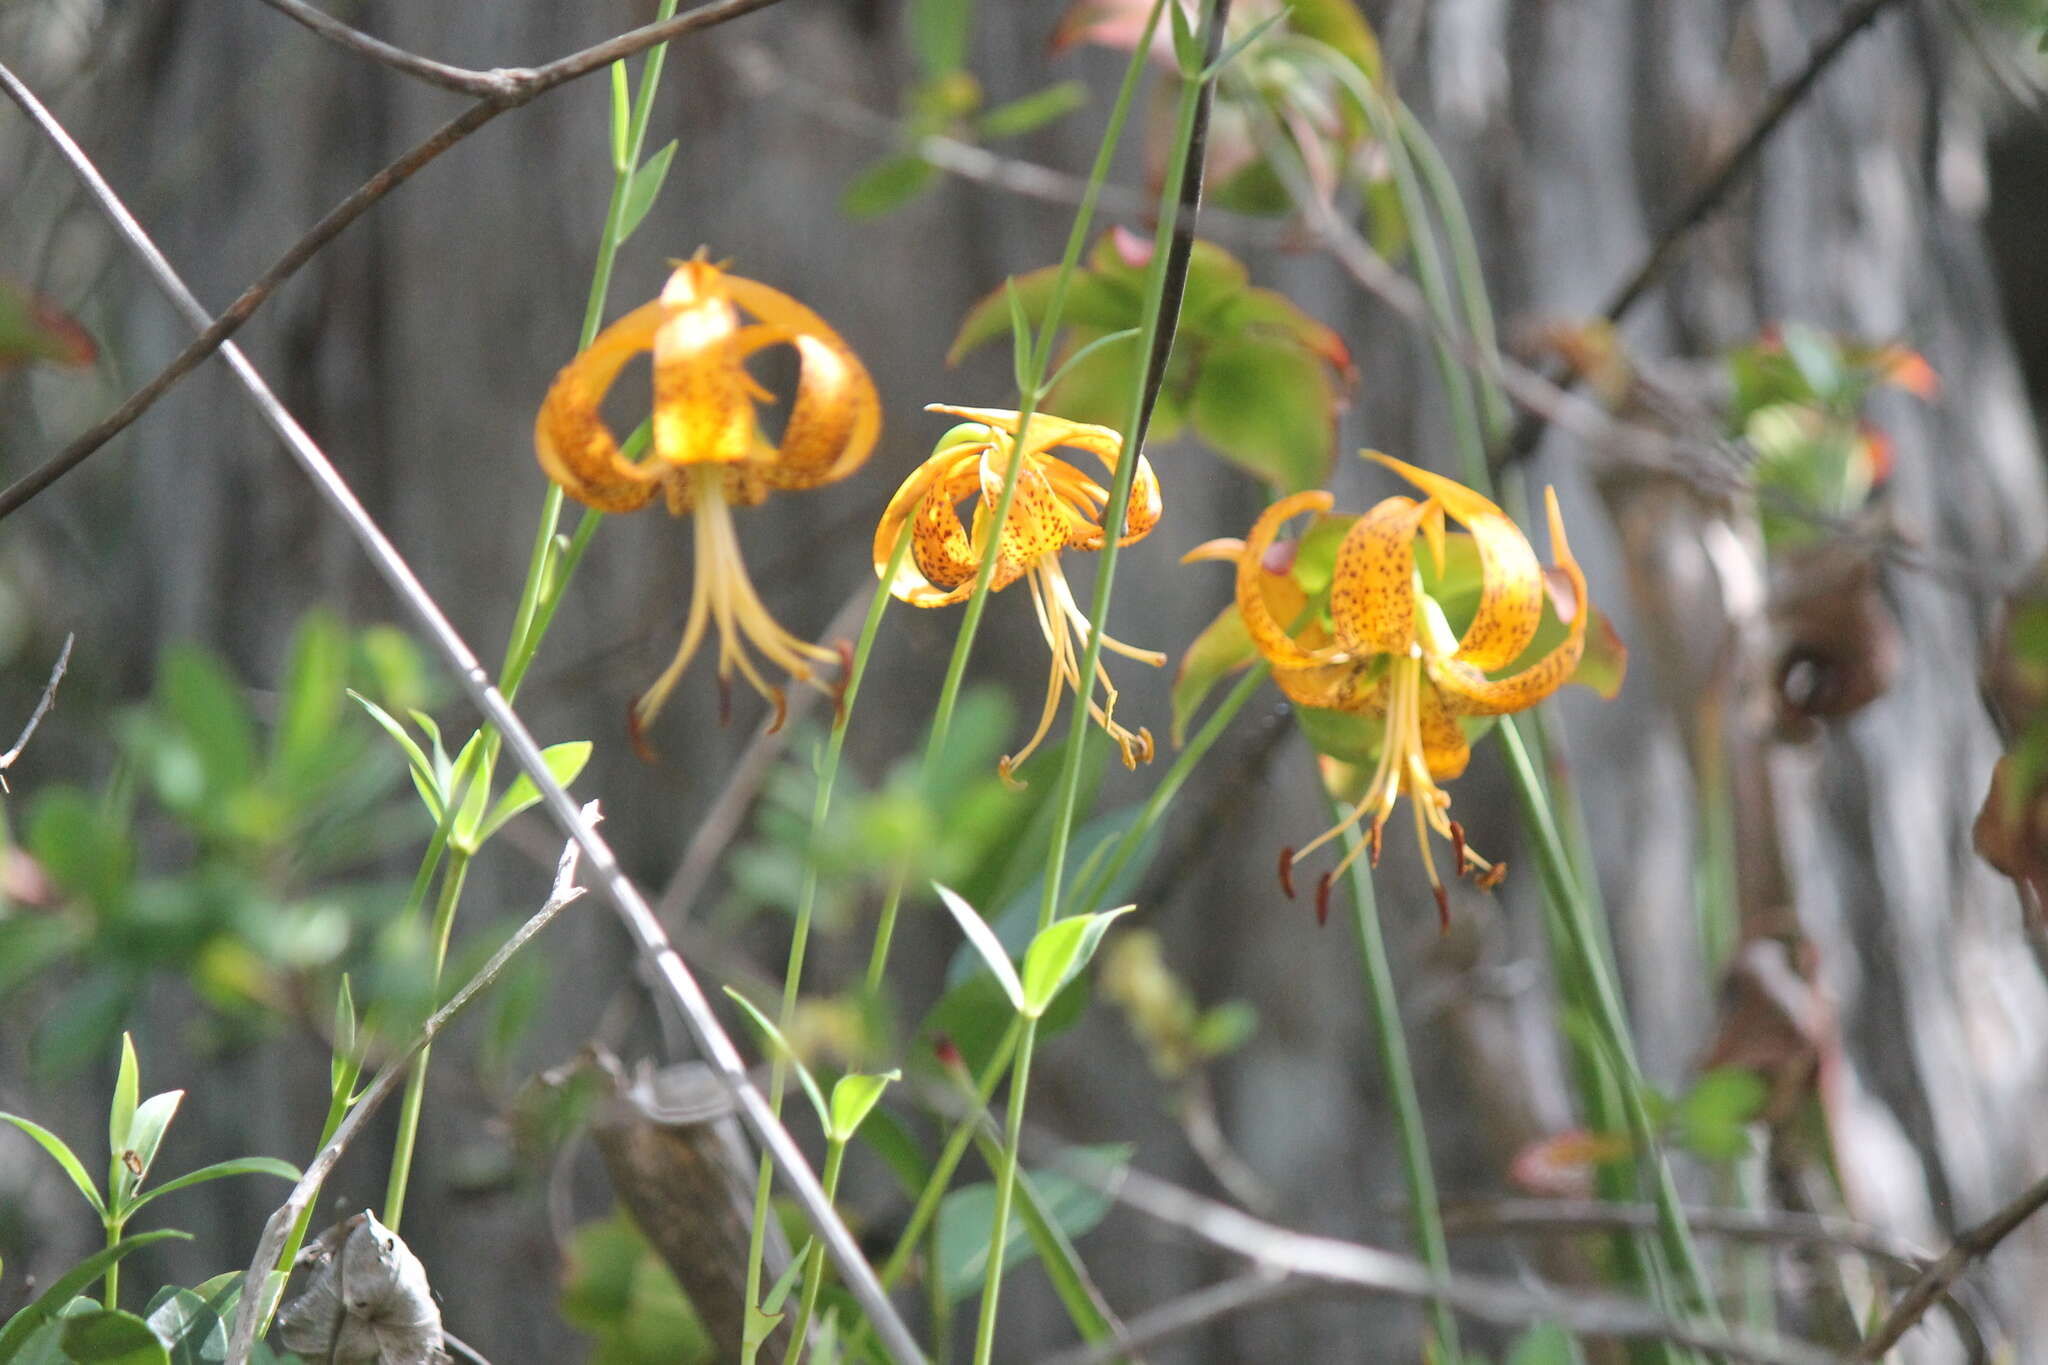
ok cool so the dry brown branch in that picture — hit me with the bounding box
[0,0,788,524]
[0,632,73,790]
[1856,1170,2048,1359]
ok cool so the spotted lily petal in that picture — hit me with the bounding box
[1429,488,1587,715]
[1328,494,1438,656]
[652,260,757,467]
[533,300,666,513]
[1238,491,1345,670]
[1367,452,1543,671]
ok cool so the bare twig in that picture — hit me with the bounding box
[0,632,73,790]
[0,0,787,524]
[1856,1170,2048,1359]
[0,67,924,1365]
[1497,0,1909,467]
[238,803,596,1352]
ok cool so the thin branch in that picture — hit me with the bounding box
[0,68,924,1365]
[239,802,595,1348]
[0,0,787,524]
[253,0,517,97]
[0,632,73,789]
[1497,0,1909,468]
[1032,1270,1312,1365]
[1856,1170,2048,1359]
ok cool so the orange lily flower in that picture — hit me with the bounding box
[875,406,1164,785]
[534,257,879,745]
[1202,453,1592,924]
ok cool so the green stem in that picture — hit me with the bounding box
[1336,819,1459,1362]
[863,0,1170,989]
[276,1052,360,1280]
[1036,0,1226,936]
[383,847,471,1230]
[1498,717,1719,1323]
[1063,663,1267,921]
[879,1022,1022,1288]
[102,1219,121,1309]
[783,1137,848,1360]
[741,530,908,1353]
[972,1015,1038,1365]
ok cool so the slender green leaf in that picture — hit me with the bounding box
[826,1071,899,1143]
[934,885,1025,1014]
[908,0,973,77]
[842,155,936,220]
[1019,907,1132,1017]
[608,62,631,173]
[0,1113,104,1216]
[1005,279,1035,398]
[977,82,1087,139]
[1202,8,1288,79]
[723,990,829,1130]
[115,1091,184,1207]
[0,1232,186,1358]
[347,692,439,819]
[158,648,258,799]
[273,610,349,790]
[1039,327,1138,399]
[108,1036,138,1182]
[617,140,678,243]
[330,975,358,1092]
[123,1157,299,1215]
[476,740,592,844]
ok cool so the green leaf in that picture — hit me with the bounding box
[0,1113,104,1217]
[1506,1321,1585,1365]
[347,692,440,820]
[114,1091,184,1208]
[27,789,133,914]
[476,740,592,845]
[723,990,829,1130]
[1188,335,1339,492]
[908,0,973,77]
[1191,1000,1257,1057]
[932,1146,1126,1302]
[0,279,95,368]
[1006,278,1035,398]
[933,884,1025,1014]
[56,1310,169,1365]
[1674,1067,1767,1163]
[445,732,489,850]
[1167,0,1202,73]
[1202,8,1288,79]
[1019,907,1133,1017]
[158,647,259,799]
[947,266,1137,367]
[977,81,1087,139]
[273,610,349,792]
[0,1232,187,1359]
[617,140,678,243]
[841,155,936,220]
[826,1071,899,1144]
[853,1106,930,1199]
[109,1035,139,1185]
[122,1156,298,1215]
[1170,605,1257,748]
[143,1287,226,1365]
[331,975,358,1093]
[1039,327,1139,399]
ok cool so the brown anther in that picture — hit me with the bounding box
[717,674,734,728]
[1432,882,1451,933]
[764,685,790,735]
[1367,822,1383,868]
[1477,861,1508,891]
[1450,821,1468,878]
[1278,847,1297,899]
[626,701,659,765]
[1315,871,1336,927]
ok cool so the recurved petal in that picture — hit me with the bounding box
[1328,494,1432,655]
[877,444,986,605]
[1273,660,1387,714]
[534,299,665,513]
[926,405,1124,466]
[762,331,882,489]
[1237,492,1344,670]
[1117,452,1163,547]
[1364,451,1543,670]
[1429,487,1588,716]
[980,449,1071,571]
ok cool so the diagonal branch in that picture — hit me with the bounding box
[1496,0,1908,468]
[1856,1170,2048,1359]
[0,632,73,789]
[0,0,786,524]
[0,65,925,1365]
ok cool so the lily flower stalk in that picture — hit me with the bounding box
[875,406,1165,785]
[1203,453,1595,925]
[534,256,880,746]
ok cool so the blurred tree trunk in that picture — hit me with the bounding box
[2,1,2045,1361]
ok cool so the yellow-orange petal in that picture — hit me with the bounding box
[1430,487,1588,715]
[1238,492,1344,670]
[875,444,985,605]
[1182,537,1246,564]
[763,332,882,490]
[1414,682,1471,781]
[1273,660,1387,713]
[1364,451,1543,671]
[534,299,666,513]
[652,261,754,467]
[978,449,1070,575]
[1328,494,1433,656]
